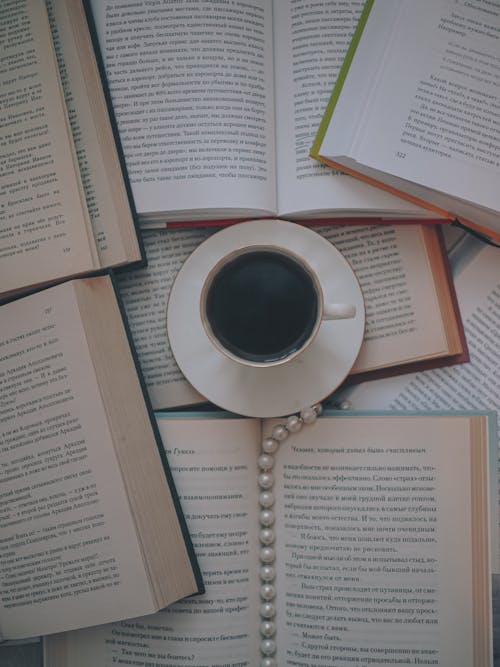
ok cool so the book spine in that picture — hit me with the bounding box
[310,0,374,157]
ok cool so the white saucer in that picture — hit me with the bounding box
[167,219,365,417]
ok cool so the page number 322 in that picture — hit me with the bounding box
[395,151,407,159]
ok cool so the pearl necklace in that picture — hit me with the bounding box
[257,402,323,667]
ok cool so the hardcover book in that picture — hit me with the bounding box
[45,410,495,667]
[0,276,202,640]
[0,0,142,299]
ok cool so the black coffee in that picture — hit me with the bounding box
[205,250,319,363]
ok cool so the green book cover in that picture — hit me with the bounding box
[310,0,374,157]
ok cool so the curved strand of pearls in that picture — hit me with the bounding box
[258,403,322,667]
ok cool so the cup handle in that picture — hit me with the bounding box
[323,303,356,320]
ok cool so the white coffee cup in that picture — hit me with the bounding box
[200,245,356,368]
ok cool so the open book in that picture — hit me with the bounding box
[311,0,500,244]
[86,0,436,227]
[0,0,142,299]
[116,223,467,409]
[0,276,202,640]
[45,410,495,666]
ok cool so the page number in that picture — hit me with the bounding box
[395,151,407,159]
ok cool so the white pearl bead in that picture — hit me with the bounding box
[259,528,274,545]
[272,424,288,441]
[300,405,317,424]
[257,453,274,470]
[258,472,274,489]
[286,414,303,432]
[259,491,274,508]
[259,509,275,527]
[260,620,276,637]
[255,404,323,661]
[260,639,276,656]
[260,546,275,563]
[260,583,276,601]
[260,601,276,618]
[262,437,279,454]
[260,564,275,582]
[261,658,276,667]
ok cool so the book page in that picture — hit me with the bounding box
[0,0,98,295]
[0,282,156,638]
[316,224,451,371]
[272,0,429,219]
[325,0,500,224]
[87,0,276,221]
[270,414,489,666]
[335,242,500,568]
[45,0,139,267]
[45,415,262,667]
[116,228,215,409]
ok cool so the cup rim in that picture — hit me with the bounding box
[199,244,325,368]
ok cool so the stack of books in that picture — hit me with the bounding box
[1,1,498,666]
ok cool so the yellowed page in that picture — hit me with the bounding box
[44,415,262,666]
[269,413,489,666]
[0,0,98,295]
[0,281,156,638]
[319,225,450,371]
